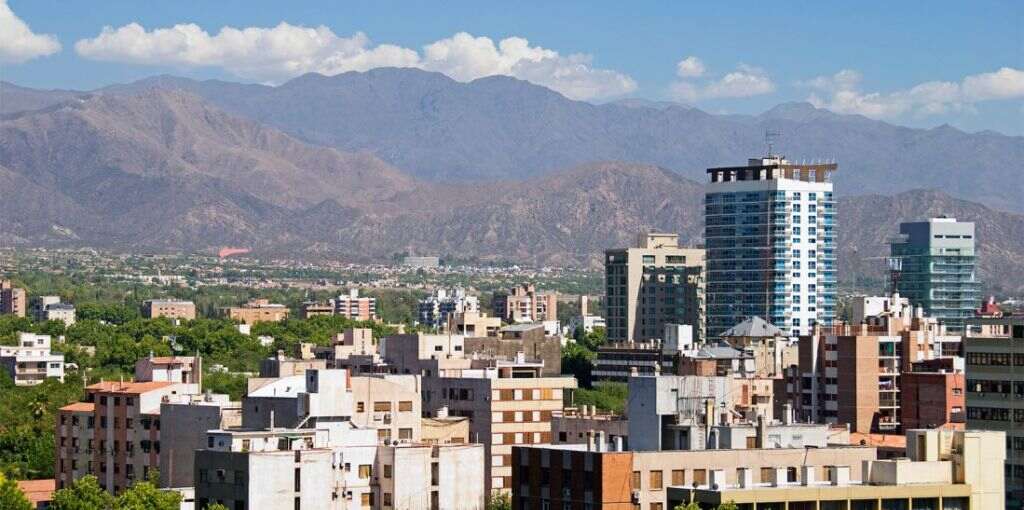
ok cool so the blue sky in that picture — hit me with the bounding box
[2,0,1022,134]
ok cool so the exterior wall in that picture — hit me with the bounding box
[0,333,65,385]
[56,405,95,489]
[333,291,377,321]
[226,304,289,324]
[492,284,557,323]
[512,447,634,510]
[964,317,1024,508]
[463,336,562,376]
[705,158,837,339]
[142,300,197,320]
[382,444,485,510]
[0,280,27,317]
[604,234,705,344]
[350,375,422,443]
[159,402,241,488]
[551,412,629,450]
[901,371,965,430]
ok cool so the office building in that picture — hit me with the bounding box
[1,279,27,317]
[705,156,837,338]
[224,298,289,325]
[0,332,65,385]
[890,217,980,334]
[492,284,557,323]
[418,288,479,329]
[333,289,377,321]
[964,316,1024,508]
[604,232,705,343]
[142,299,196,320]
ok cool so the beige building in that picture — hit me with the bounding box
[423,360,576,494]
[350,374,423,444]
[604,232,705,344]
[964,316,1024,508]
[447,310,502,337]
[1,279,27,317]
[492,284,557,323]
[669,429,1005,510]
[224,298,289,324]
[142,299,196,320]
[0,332,65,386]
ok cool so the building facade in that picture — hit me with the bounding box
[890,217,980,334]
[604,232,705,343]
[492,284,557,324]
[418,288,479,329]
[0,332,65,386]
[333,289,377,321]
[964,316,1024,508]
[224,298,289,325]
[0,279,27,317]
[705,156,837,338]
[142,299,197,320]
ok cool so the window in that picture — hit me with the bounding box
[356,402,365,412]
[649,470,663,490]
[358,465,372,479]
[399,428,413,440]
[383,492,392,508]
[374,401,392,412]
[692,469,706,486]
[760,467,773,483]
[650,504,663,510]
[671,470,684,485]
[294,467,301,491]
[398,401,413,412]
[383,464,392,478]
[632,471,641,489]
[361,492,373,508]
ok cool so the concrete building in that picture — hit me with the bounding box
[964,316,1024,508]
[464,333,562,377]
[705,156,838,338]
[159,395,242,488]
[422,359,577,493]
[721,316,798,378]
[594,324,695,381]
[900,361,965,431]
[669,429,1005,510]
[890,217,980,334]
[786,294,964,433]
[142,299,197,321]
[512,442,876,510]
[551,407,629,449]
[33,295,76,326]
[492,284,557,324]
[333,289,377,321]
[0,279,27,317]
[224,298,289,325]
[418,287,479,329]
[300,301,334,319]
[447,310,502,337]
[258,351,328,379]
[604,232,705,343]
[350,374,423,444]
[0,332,65,385]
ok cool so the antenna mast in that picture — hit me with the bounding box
[765,129,782,158]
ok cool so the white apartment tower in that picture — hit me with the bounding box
[705,155,837,338]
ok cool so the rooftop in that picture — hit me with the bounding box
[721,316,785,338]
[59,402,96,413]
[86,380,176,394]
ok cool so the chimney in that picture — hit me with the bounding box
[736,467,752,488]
[801,465,815,486]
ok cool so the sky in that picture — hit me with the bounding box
[1,0,1022,135]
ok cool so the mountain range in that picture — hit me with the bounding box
[1,70,1022,293]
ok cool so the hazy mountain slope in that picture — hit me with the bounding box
[56,68,1024,211]
[0,81,86,115]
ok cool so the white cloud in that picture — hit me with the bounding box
[74,23,635,100]
[802,67,1024,118]
[669,61,775,102]
[0,0,61,63]
[676,56,705,78]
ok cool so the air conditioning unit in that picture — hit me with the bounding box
[631,490,641,503]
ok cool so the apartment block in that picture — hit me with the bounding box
[604,232,705,343]
[142,299,196,320]
[705,156,837,338]
[786,295,963,433]
[422,360,577,493]
[224,298,289,324]
[419,287,479,329]
[964,316,1024,508]
[0,279,27,317]
[492,284,557,324]
[333,289,377,321]
[900,365,965,431]
[890,217,980,334]
[447,310,502,337]
[33,296,76,326]
[594,324,695,381]
[0,332,65,386]
[551,407,629,450]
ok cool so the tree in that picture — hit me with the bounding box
[204,504,229,510]
[0,473,32,510]
[560,342,595,387]
[51,475,114,510]
[486,492,511,510]
[716,502,739,510]
[115,479,181,510]
[673,502,701,510]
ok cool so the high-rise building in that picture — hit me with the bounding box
[332,289,377,321]
[964,316,1024,508]
[889,217,979,334]
[705,156,837,338]
[0,279,27,317]
[604,232,705,343]
[418,288,479,329]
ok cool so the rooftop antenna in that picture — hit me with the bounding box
[764,129,782,158]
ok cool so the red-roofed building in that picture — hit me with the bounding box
[16,479,55,509]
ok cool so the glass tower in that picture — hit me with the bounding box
[889,217,979,333]
[705,156,837,338]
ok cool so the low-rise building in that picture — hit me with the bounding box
[34,296,76,326]
[142,299,196,321]
[224,298,289,324]
[0,332,65,385]
[447,310,501,337]
[300,301,334,319]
